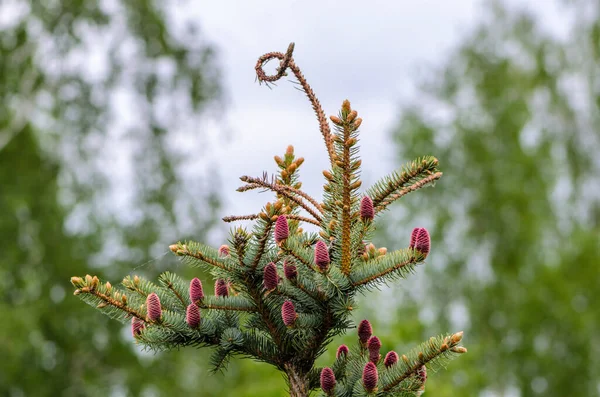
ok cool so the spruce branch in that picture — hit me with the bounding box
[71,43,466,397]
[367,156,440,214]
[375,171,443,213]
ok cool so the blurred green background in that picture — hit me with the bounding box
[1,0,598,396]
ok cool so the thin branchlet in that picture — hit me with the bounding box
[255,43,334,164]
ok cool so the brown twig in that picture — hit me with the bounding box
[166,282,186,307]
[223,214,259,222]
[239,176,323,223]
[200,302,256,312]
[255,43,334,164]
[284,214,321,226]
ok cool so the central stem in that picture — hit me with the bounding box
[285,363,310,397]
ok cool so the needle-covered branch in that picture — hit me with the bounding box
[367,156,441,214]
[71,43,465,397]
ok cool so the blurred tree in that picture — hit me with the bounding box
[0,1,228,396]
[385,1,600,396]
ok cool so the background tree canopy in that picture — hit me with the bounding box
[2,0,598,396]
[0,1,225,395]
[385,1,600,395]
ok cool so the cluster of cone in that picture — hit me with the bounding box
[274,213,430,328]
[320,319,428,395]
[132,212,431,341]
[131,275,213,337]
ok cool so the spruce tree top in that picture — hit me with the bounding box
[71,43,466,397]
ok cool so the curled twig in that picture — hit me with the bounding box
[255,43,334,164]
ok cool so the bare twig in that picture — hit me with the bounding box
[255,43,334,164]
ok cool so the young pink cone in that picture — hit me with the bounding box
[417,365,427,389]
[263,262,278,291]
[274,215,289,244]
[384,351,399,368]
[320,367,336,395]
[358,319,373,346]
[314,240,330,271]
[362,362,378,392]
[283,260,297,280]
[214,279,229,297]
[367,336,382,363]
[336,344,349,359]
[360,196,374,221]
[281,300,297,326]
[218,244,230,258]
[409,227,420,248]
[131,317,144,337]
[415,228,431,257]
[189,277,204,303]
[146,293,162,322]
[186,303,201,328]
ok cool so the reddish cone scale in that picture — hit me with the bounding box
[417,365,427,386]
[384,351,399,368]
[281,300,297,326]
[274,215,289,244]
[283,261,297,280]
[146,293,162,322]
[415,228,430,256]
[362,362,378,392]
[358,319,373,345]
[131,317,144,337]
[360,196,374,221]
[186,303,201,328]
[214,279,229,297]
[218,244,230,258]
[189,277,204,303]
[336,344,349,359]
[367,336,382,363]
[314,240,330,271]
[263,262,278,291]
[320,367,336,394]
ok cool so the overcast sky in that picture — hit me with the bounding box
[171,0,565,234]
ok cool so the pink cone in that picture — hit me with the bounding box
[218,244,230,258]
[131,317,145,337]
[320,367,336,394]
[281,300,297,326]
[186,303,201,328]
[315,240,330,272]
[367,336,382,363]
[409,227,420,248]
[415,228,430,256]
[283,261,297,280]
[189,277,204,303]
[362,362,378,392]
[417,365,427,385]
[214,279,229,297]
[360,196,374,221]
[336,344,349,359]
[263,262,278,291]
[384,351,399,368]
[146,293,162,322]
[358,319,373,345]
[274,215,289,244]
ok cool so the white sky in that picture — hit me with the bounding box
[175,0,565,237]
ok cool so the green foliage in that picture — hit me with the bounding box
[386,1,600,395]
[0,1,222,395]
[72,43,466,396]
